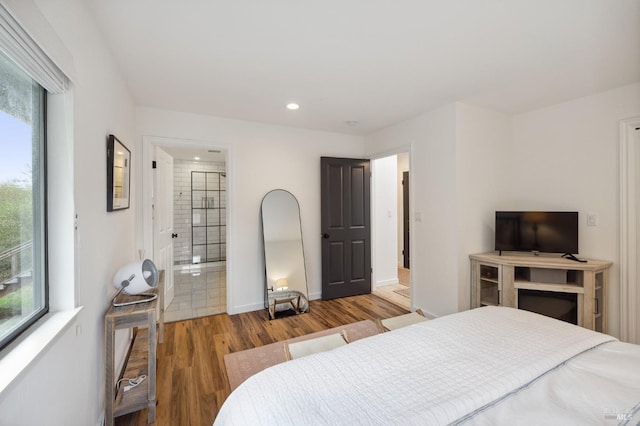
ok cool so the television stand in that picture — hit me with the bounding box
[470,252,612,332]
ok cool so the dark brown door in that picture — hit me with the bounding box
[321,157,371,299]
[403,171,410,269]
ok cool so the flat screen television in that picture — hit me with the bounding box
[495,211,578,255]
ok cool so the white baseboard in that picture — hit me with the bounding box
[308,291,321,300]
[228,301,265,315]
[377,278,399,286]
[373,278,399,290]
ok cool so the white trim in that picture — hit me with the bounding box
[47,91,76,311]
[368,145,412,161]
[376,278,400,287]
[368,144,414,308]
[0,307,82,396]
[308,291,321,301]
[408,144,416,311]
[619,116,640,344]
[0,1,74,92]
[141,136,234,313]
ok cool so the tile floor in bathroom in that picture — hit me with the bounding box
[165,262,226,323]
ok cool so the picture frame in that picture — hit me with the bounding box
[107,134,131,211]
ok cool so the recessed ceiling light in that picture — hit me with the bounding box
[194,156,200,160]
[286,103,300,110]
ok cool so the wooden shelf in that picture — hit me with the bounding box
[514,281,584,294]
[114,329,152,417]
[105,271,164,426]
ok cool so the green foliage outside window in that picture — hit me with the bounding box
[0,181,32,283]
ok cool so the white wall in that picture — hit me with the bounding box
[455,103,512,310]
[0,0,136,425]
[511,82,640,338]
[366,104,459,316]
[136,107,365,310]
[372,155,398,288]
[366,103,512,316]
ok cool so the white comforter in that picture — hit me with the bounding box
[466,340,640,425]
[215,307,628,425]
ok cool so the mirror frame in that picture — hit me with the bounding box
[106,134,131,212]
[260,189,309,319]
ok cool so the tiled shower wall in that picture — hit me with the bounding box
[173,159,226,265]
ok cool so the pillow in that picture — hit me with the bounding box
[284,330,349,360]
[380,310,428,331]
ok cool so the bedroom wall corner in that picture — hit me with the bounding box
[511,82,640,339]
[365,103,460,317]
[455,103,512,311]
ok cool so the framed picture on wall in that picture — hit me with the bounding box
[107,134,131,211]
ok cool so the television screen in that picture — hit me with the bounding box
[495,211,578,254]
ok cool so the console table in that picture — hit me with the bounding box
[469,252,612,332]
[105,271,164,425]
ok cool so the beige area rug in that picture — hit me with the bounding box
[393,287,411,298]
[224,319,379,391]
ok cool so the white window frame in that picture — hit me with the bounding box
[0,0,79,396]
[0,53,48,349]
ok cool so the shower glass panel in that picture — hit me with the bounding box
[191,171,226,263]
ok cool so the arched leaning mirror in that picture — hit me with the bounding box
[261,189,309,320]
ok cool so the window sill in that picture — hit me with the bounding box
[0,306,83,395]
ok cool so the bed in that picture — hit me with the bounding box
[214,306,640,425]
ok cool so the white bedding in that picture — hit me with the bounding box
[465,340,640,425]
[215,307,638,425]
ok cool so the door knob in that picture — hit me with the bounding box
[322,233,330,239]
[171,233,178,238]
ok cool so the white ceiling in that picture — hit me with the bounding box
[85,0,640,136]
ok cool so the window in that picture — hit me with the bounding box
[0,50,47,350]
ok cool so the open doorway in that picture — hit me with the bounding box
[371,152,410,310]
[143,137,228,323]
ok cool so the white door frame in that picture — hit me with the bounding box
[619,116,640,344]
[368,145,414,310]
[142,135,232,312]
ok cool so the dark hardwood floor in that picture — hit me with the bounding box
[115,293,408,426]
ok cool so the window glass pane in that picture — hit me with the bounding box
[0,51,47,348]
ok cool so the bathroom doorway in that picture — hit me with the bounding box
[164,148,227,322]
[143,136,228,323]
[371,151,411,310]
